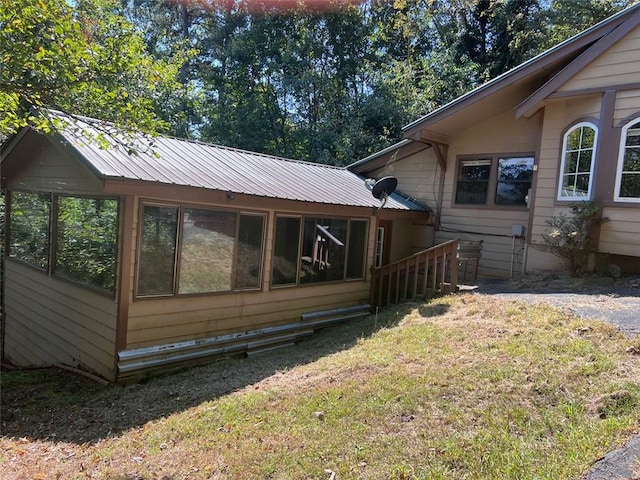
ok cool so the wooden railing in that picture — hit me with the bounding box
[370,239,459,308]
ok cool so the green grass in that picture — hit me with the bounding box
[2,294,639,479]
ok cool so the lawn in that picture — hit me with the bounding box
[1,294,639,479]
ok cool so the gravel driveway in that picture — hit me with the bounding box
[473,274,640,480]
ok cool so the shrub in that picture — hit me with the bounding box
[540,201,603,275]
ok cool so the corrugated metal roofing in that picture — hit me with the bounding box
[53,112,425,211]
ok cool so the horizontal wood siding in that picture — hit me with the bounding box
[559,25,640,92]
[3,261,117,379]
[437,109,539,277]
[125,199,376,349]
[614,88,640,124]
[370,148,440,206]
[7,132,103,194]
[530,96,602,243]
[599,207,640,257]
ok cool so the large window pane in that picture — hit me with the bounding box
[9,191,50,269]
[455,159,491,204]
[300,217,347,284]
[56,196,118,292]
[272,216,300,286]
[138,205,178,296]
[346,220,368,279]
[495,157,534,205]
[235,214,265,290]
[179,208,236,294]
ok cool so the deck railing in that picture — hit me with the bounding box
[370,239,459,308]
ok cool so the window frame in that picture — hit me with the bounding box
[614,117,640,203]
[7,189,52,272]
[453,153,535,209]
[6,189,120,297]
[135,201,267,299]
[270,213,369,288]
[557,122,598,202]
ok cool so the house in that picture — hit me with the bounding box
[0,111,439,381]
[349,3,640,278]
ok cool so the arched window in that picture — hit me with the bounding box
[557,122,598,201]
[615,118,640,203]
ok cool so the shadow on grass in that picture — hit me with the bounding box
[1,301,446,445]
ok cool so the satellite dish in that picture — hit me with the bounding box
[365,176,398,199]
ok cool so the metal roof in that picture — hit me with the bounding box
[50,112,425,211]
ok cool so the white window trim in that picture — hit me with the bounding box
[614,117,640,203]
[557,122,598,202]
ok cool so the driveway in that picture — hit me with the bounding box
[474,274,640,480]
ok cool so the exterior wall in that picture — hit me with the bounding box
[436,109,542,278]
[559,24,640,92]
[6,131,103,194]
[124,195,378,350]
[530,95,602,244]
[370,148,441,207]
[3,261,118,379]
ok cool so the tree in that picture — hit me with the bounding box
[0,0,182,137]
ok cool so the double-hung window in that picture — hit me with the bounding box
[557,122,597,201]
[614,118,640,203]
[455,155,534,207]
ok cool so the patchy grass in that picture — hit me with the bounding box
[2,294,640,479]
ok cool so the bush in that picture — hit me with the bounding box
[540,201,603,275]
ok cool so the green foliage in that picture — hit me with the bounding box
[8,191,51,269]
[540,201,603,275]
[0,0,182,137]
[56,197,118,292]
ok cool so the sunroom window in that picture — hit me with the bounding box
[9,191,51,270]
[136,203,266,297]
[272,215,368,287]
[558,123,597,201]
[615,119,640,202]
[8,191,119,294]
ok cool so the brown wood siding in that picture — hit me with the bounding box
[125,199,377,350]
[3,261,118,379]
[6,132,103,194]
[599,207,640,257]
[559,25,640,92]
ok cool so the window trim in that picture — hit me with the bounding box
[614,117,640,203]
[453,153,535,209]
[557,121,598,202]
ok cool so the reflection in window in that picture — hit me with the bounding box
[615,119,640,202]
[272,215,368,286]
[138,205,178,296]
[235,214,265,290]
[272,216,300,286]
[496,157,534,205]
[346,220,368,279]
[179,209,236,294]
[455,159,491,204]
[9,191,50,269]
[56,196,118,292]
[558,123,597,200]
[300,218,348,284]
